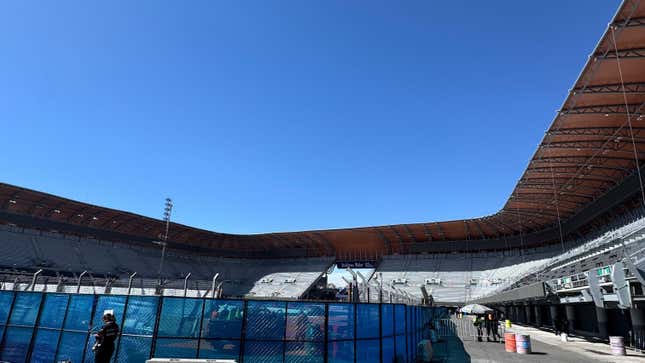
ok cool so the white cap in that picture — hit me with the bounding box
[103,309,114,316]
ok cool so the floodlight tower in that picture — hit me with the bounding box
[155,198,173,284]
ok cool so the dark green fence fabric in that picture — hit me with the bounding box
[0,290,440,363]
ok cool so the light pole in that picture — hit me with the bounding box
[155,198,173,285]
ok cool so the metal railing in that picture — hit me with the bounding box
[433,317,506,342]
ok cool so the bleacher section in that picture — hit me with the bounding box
[5,213,645,304]
[472,215,645,304]
[0,224,333,299]
[373,250,555,303]
[501,216,645,290]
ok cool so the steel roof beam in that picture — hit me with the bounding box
[464,221,471,240]
[559,103,644,115]
[1,191,21,210]
[595,47,645,59]
[528,164,630,174]
[612,16,645,28]
[471,220,487,239]
[303,233,331,255]
[478,218,507,236]
[313,232,335,255]
[520,174,618,184]
[573,81,645,94]
[421,223,433,241]
[542,138,645,147]
[533,155,639,163]
[402,224,418,243]
[507,201,577,214]
[482,215,516,234]
[376,229,393,254]
[546,126,645,137]
[511,192,591,205]
[65,207,93,223]
[26,197,50,215]
[501,208,560,219]
[112,216,146,234]
[434,222,447,241]
[388,226,405,251]
[508,196,579,208]
[572,82,645,95]
[517,181,599,191]
[514,186,596,199]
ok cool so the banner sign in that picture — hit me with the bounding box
[336,261,377,269]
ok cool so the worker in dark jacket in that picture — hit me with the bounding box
[485,312,499,342]
[93,311,119,363]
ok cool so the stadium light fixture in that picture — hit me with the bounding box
[156,197,173,286]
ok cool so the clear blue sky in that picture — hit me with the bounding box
[1,1,620,234]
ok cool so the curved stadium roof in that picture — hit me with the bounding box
[2,0,645,258]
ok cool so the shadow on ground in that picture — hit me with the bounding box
[431,336,472,363]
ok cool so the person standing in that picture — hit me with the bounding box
[485,312,499,342]
[93,311,119,363]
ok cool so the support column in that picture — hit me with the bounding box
[595,306,608,340]
[526,303,533,324]
[631,304,645,350]
[534,305,542,328]
[565,305,576,334]
[549,305,559,330]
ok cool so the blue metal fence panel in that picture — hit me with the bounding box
[382,336,395,363]
[327,304,354,341]
[245,301,286,341]
[356,339,380,362]
[56,331,87,363]
[0,291,437,363]
[116,335,152,363]
[9,293,42,326]
[154,338,199,358]
[243,340,284,363]
[30,328,59,363]
[122,296,159,336]
[0,291,14,324]
[381,304,394,338]
[157,297,203,338]
[1,326,33,363]
[202,299,243,340]
[92,295,127,329]
[198,339,241,360]
[38,294,68,330]
[284,341,324,363]
[286,302,325,342]
[356,304,379,339]
[327,340,353,363]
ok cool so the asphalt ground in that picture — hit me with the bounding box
[431,336,607,363]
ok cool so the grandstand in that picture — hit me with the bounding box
[1,0,645,361]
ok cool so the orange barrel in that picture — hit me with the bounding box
[515,334,531,354]
[609,336,626,356]
[504,333,516,352]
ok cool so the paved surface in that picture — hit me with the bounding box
[431,336,604,363]
[508,323,645,363]
[463,338,603,363]
[430,323,645,362]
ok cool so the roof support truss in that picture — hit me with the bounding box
[596,47,645,60]
[421,223,433,241]
[560,103,644,115]
[573,82,645,94]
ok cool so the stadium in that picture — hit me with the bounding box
[2,0,645,362]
